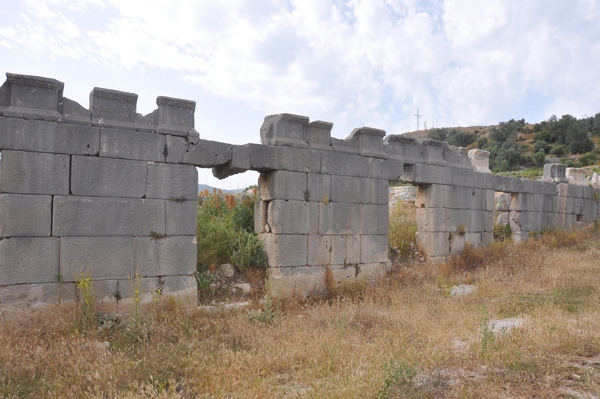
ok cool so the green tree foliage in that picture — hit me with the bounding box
[427,128,477,148]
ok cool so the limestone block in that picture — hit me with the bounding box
[446,208,460,231]
[0,118,99,155]
[318,202,362,235]
[465,232,482,247]
[0,194,51,236]
[308,173,331,203]
[146,163,198,200]
[449,233,465,254]
[369,158,404,181]
[260,234,307,267]
[71,156,147,198]
[484,210,495,232]
[0,282,76,310]
[416,231,450,257]
[567,183,583,198]
[345,127,387,158]
[254,200,268,234]
[116,277,156,308]
[2,73,64,121]
[358,262,390,281]
[331,136,359,154]
[183,139,233,167]
[469,149,491,173]
[90,279,118,314]
[134,236,196,277]
[307,235,331,266]
[259,170,308,201]
[384,135,422,162]
[331,235,361,265]
[557,183,569,197]
[474,172,493,189]
[486,189,495,211]
[62,97,91,124]
[90,87,137,125]
[267,200,318,234]
[481,232,494,247]
[166,199,198,236]
[452,168,475,188]
[52,196,165,236]
[542,182,558,196]
[582,199,595,222]
[582,185,593,200]
[165,135,189,163]
[509,211,529,232]
[402,163,452,185]
[415,184,447,208]
[416,207,446,232]
[420,139,446,165]
[495,192,511,211]
[566,167,587,186]
[446,186,485,210]
[60,237,134,281]
[370,178,389,205]
[100,128,165,162]
[307,120,333,151]
[459,209,484,232]
[0,237,59,285]
[249,144,321,174]
[156,96,195,136]
[260,113,309,149]
[212,144,250,179]
[591,173,600,188]
[362,204,388,235]
[360,234,388,263]
[510,193,527,211]
[330,175,370,203]
[528,212,542,232]
[542,163,568,183]
[321,152,369,177]
[0,150,69,195]
[158,275,198,307]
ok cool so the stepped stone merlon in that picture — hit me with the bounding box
[307,120,333,150]
[469,149,491,173]
[156,96,196,136]
[346,127,387,158]
[1,73,64,121]
[90,87,138,124]
[419,139,446,165]
[260,113,310,148]
[542,163,568,183]
[566,167,587,186]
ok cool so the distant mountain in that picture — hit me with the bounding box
[198,184,245,195]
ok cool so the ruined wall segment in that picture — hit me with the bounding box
[0,73,198,311]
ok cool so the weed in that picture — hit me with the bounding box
[125,272,148,343]
[378,359,418,399]
[75,273,97,332]
[480,318,496,356]
[229,231,267,273]
[195,271,215,304]
[150,230,169,240]
[247,294,280,325]
[493,222,512,241]
[388,201,417,257]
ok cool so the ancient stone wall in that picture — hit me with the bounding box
[1,72,599,309]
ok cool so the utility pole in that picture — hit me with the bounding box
[414,108,422,131]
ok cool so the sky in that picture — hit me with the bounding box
[1,0,599,189]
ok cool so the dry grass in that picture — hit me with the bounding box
[3,229,600,398]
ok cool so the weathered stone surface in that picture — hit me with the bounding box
[307,235,331,266]
[267,200,318,234]
[134,236,196,277]
[100,128,164,162]
[369,158,404,180]
[0,237,59,285]
[260,234,307,267]
[468,149,491,173]
[542,163,568,183]
[318,202,362,235]
[71,156,147,198]
[403,163,452,185]
[0,118,99,155]
[345,127,387,158]
[307,120,333,150]
[415,184,446,208]
[2,73,64,121]
[416,231,450,257]
[330,234,361,265]
[184,139,232,167]
[260,170,307,201]
[0,282,76,309]
[165,135,189,163]
[360,234,388,263]
[260,113,309,148]
[52,196,165,236]
[362,204,388,235]
[0,150,69,195]
[0,194,51,236]
[416,207,446,232]
[60,237,134,281]
[307,173,331,203]
[321,152,369,177]
[166,199,198,236]
[146,163,198,200]
[330,175,370,203]
[156,96,195,136]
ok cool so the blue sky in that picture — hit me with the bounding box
[1,0,599,188]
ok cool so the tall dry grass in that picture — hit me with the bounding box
[2,228,600,398]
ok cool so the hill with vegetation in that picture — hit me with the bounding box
[405,113,600,175]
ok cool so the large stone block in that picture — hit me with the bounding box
[415,231,450,257]
[260,234,307,267]
[0,118,99,155]
[362,204,388,235]
[60,237,134,281]
[165,135,189,163]
[369,158,404,180]
[415,184,447,208]
[267,200,318,234]
[100,128,165,162]
[331,235,361,265]
[307,235,331,266]
[451,168,475,188]
[183,139,233,167]
[0,237,59,285]
[318,202,362,234]
[345,127,387,158]
[361,234,389,263]
[52,196,165,236]
[330,175,370,203]
[2,73,64,121]
[0,150,69,195]
[0,282,76,310]
[90,87,137,125]
[469,149,491,173]
[459,209,484,232]
[260,113,309,149]
[308,173,331,203]
[146,163,198,200]
[321,152,369,177]
[0,194,51,236]
[403,163,452,185]
[156,96,195,136]
[259,170,307,201]
[370,178,389,205]
[307,120,333,151]
[166,199,198,236]
[248,144,321,174]
[416,207,446,232]
[134,236,196,277]
[71,156,147,198]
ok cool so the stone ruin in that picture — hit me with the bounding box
[1,72,600,311]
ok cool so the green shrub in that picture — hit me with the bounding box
[388,201,417,257]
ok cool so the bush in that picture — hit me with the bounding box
[577,152,597,167]
[388,201,417,257]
